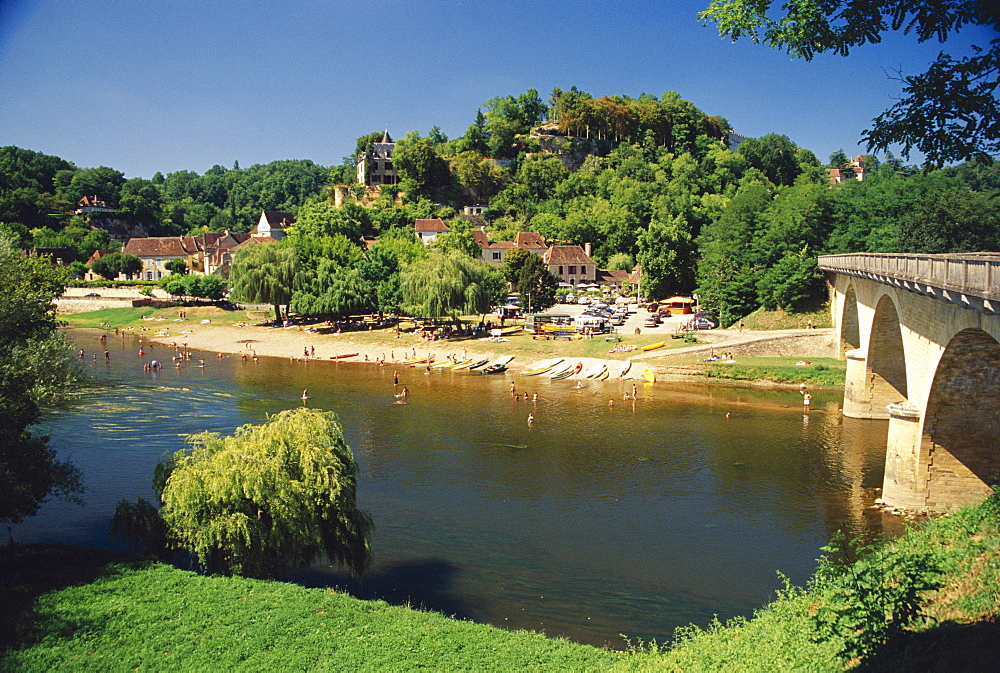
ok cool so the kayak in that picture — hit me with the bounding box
[455,358,488,370]
[618,360,632,377]
[328,353,359,360]
[586,363,608,379]
[641,341,666,351]
[521,358,564,376]
[482,364,507,374]
[552,362,582,380]
[643,367,656,383]
[596,368,609,380]
[402,355,434,364]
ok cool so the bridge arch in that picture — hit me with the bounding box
[920,328,1000,510]
[860,294,909,419]
[840,284,861,357]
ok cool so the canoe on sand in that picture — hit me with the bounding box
[641,341,666,352]
[618,360,632,377]
[643,367,656,383]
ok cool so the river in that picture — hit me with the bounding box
[15,328,901,649]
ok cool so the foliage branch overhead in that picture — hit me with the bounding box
[699,0,1000,166]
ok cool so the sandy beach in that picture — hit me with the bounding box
[92,311,837,386]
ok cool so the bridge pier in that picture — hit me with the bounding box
[841,349,887,419]
[881,402,928,512]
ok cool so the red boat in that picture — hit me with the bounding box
[328,353,359,359]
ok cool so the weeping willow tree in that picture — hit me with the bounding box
[115,408,373,579]
[228,242,299,323]
[399,249,506,325]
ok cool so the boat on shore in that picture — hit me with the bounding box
[643,367,656,383]
[402,355,434,365]
[480,355,514,373]
[455,358,488,370]
[582,363,607,379]
[618,360,632,377]
[596,368,609,380]
[521,358,564,376]
[328,353,359,360]
[641,341,666,352]
[551,363,581,380]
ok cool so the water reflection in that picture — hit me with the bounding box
[19,328,898,649]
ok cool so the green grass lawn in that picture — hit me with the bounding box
[4,495,1000,670]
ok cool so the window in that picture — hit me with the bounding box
[492,252,501,260]
[558,266,563,275]
[155,258,161,266]
[581,265,587,276]
[568,265,576,275]
[373,161,380,171]
[157,271,163,280]
[385,161,393,171]
[146,271,154,281]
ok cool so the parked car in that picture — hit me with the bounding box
[642,316,661,328]
[610,315,626,326]
[688,317,717,330]
[565,293,576,304]
[577,296,591,305]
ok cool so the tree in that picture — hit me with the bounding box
[700,0,1000,165]
[164,258,187,275]
[400,250,505,323]
[229,243,299,323]
[392,131,451,196]
[513,252,558,313]
[139,408,373,578]
[89,252,142,280]
[0,234,83,525]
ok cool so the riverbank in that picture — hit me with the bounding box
[62,305,844,389]
[5,494,999,670]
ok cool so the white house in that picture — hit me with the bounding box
[414,218,450,245]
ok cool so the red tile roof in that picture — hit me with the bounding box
[123,237,194,257]
[515,231,546,249]
[414,218,450,232]
[544,245,595,266]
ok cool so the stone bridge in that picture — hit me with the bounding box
[819,253,1000,513]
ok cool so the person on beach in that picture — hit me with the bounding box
[803,391,812,412]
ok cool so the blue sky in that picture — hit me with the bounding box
[1,0,993,178]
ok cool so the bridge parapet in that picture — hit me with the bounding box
[819,253,1000,314]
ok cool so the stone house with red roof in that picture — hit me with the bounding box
[543,244,596,286]
[471,229,549,265]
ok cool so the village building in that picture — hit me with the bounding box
[471,229,549,265]
[75,195,114,214]
[123,237,199,281]
[827,155,868,184]
[414,218,450,244]
[252,211,293,241]
[543,243,597,286]
[356,131,399,187]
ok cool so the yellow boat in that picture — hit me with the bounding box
[641,341,666,351]
[643,367,656,383]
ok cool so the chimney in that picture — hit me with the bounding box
[585,242,592,257]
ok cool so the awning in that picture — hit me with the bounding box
[660,296,695,304]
